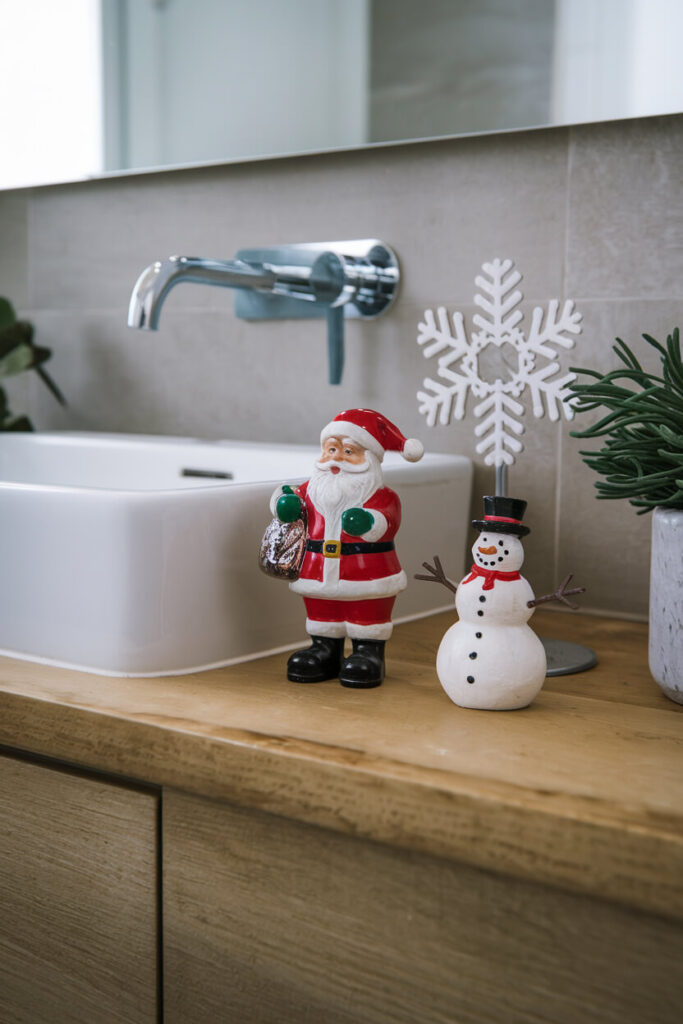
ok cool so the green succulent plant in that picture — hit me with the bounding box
[0,297,65,430]
[567,328,683,514]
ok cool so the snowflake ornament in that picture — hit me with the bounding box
[416,258,582,467]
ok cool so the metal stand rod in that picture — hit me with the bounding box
[494,462,597,676]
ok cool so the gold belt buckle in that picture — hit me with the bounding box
[323,540,341,558]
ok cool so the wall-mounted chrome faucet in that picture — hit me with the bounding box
[127,240,399,384]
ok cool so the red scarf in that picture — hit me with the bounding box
[462,564,521,590]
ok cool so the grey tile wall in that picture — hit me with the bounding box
[1,114,681,617]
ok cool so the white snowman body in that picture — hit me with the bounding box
[436,530,546,710]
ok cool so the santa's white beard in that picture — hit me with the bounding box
[307,453,384,526]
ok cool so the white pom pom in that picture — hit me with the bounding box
[402,438,424,462]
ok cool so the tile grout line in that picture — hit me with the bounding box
[554,128,574,584]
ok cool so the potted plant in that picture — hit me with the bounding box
[568,328,683,704]
[0,297,65,430]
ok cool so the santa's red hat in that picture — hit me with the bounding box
[321,409,424,462]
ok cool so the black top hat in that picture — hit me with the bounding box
[471,495,530,537]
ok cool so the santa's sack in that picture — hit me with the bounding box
[258,509,307,580]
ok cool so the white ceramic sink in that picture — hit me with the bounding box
[0,432,472,676]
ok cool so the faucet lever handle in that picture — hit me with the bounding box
[310,252,354,383]
[326,305,345,386]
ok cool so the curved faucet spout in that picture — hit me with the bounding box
[127,240,400,385]
[127,255,277,330]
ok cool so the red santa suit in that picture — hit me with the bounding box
[288,479,406,641]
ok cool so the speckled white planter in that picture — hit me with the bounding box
[649,507,683,705]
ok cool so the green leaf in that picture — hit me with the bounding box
[0,413,33,432]
[29,343,53,368]
[0,297,16,332]
[0,341,34,378]
[640,332,668,360]
[568,328,683,512]
[613,336,644,371]
[0,320,33,360]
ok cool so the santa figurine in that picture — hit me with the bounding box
[268,409,424,688]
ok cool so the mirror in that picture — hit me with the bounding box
[2,0,681,191]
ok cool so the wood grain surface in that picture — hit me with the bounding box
[0,753,158,1023]
[163,790,683,1024]
[0,610,681,920]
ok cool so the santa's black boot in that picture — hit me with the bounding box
[287,636,345,683]
[339,639,386,689]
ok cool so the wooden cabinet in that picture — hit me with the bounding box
[0,753,158,1024]
[4,760,682,1024]
[162,790,683,1024]
[0,611,681,1023]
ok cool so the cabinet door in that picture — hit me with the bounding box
[0,753,158,1024]
[163,789,683,1024]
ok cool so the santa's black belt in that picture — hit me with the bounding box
[306,539,395,559]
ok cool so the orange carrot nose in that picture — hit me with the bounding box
[478,545,497,555]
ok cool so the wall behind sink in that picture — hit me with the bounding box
[1,114,681,619]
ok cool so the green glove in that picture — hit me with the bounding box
[342,507,374,536]
[276,491,303,523]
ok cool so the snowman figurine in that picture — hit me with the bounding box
[418,496,584,710]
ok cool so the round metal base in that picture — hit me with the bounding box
[542,637,598,677]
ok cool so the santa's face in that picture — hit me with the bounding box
[307,437,383,521]
[472,531,524,572]
[319,435,367,470]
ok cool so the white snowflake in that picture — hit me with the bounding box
[416,258,582,466]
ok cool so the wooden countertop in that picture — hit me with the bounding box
[0,610,681,922]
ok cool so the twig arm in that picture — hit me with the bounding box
[414,555,458,594]
[527,573,585,611]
